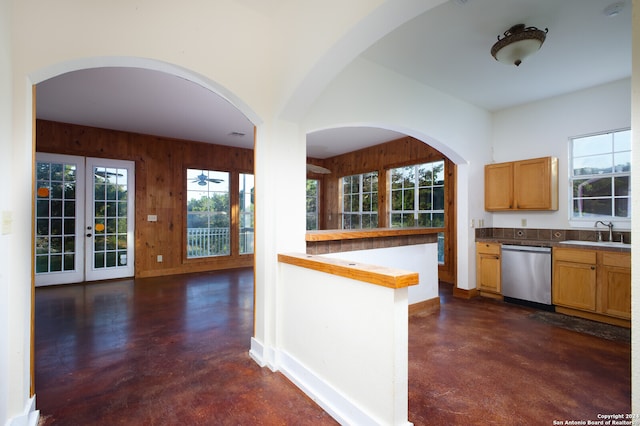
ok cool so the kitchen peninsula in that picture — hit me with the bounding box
[306,227,442,312]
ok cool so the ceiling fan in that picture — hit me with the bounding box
[192,172,224,186]
[306,163,331,174]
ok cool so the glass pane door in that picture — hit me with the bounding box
[35,153,85,286]
[85,158,135,281]
[34,154,135,285]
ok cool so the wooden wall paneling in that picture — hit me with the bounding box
[36,120,254,279]
[307,136,457,284]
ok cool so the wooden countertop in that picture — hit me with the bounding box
[278,253,419,289]
[306,227,443,242]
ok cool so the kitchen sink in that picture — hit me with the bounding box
[559,240,631,249]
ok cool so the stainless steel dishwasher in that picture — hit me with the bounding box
[501,245,553,309]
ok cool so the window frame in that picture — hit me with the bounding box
[239,173,254,255]
[340,171,379,229]
[388,160,446,264]
[185,168,231,259]
[568,128,631,228]
[306,179,319,231]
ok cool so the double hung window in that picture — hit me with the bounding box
[341,172,378,229]
[306,179,319,230]
[239,173,254,255]
[389,160,445,263]
[389,161,445,227]
[186,169,230,258]
[570,129,631,224]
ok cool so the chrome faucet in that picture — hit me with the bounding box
[594,220,613,242]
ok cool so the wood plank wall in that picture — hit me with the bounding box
[308,136,456,283]
[36,119,254,278]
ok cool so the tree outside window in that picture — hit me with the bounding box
[390,160,445,263]
[570,129,631,223]
[186,169,230,258]
[341,172,378,229]
[306,179,319,230]
[239,173,254,254]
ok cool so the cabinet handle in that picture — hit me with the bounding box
[494,256,499,260]
[591,266,596,270]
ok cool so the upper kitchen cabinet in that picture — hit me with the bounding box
[485,156,558,211]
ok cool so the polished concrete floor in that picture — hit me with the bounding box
[35,268,630,425]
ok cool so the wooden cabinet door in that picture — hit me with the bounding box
[513,157,557,210]
[484,162,513,210]
[477,252,501,293]
[599,252,631,319]
[553,260,597,311]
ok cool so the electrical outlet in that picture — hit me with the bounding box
[470,219,475,228]
[157,255,163,263]
[148,214,158,222]
[521,218,527,227]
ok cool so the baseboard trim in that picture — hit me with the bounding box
[277,350,413,426]
[249,338,278,372]
[453,286,479,299]
[409,297,440,315]
[7,396,40,426]
[249,337,265,367]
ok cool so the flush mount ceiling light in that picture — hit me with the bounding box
[491,24,548,67]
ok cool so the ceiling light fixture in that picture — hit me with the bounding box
[491,24,548,67]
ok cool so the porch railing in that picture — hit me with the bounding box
[187,227,254,257]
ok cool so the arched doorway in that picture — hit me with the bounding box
[30,56,261,394]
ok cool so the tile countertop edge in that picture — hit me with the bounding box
[475,238,631,252]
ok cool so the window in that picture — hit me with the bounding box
[390,160,445,263]
[390,161,444,227]
[570,129,631,223]
[186,169,230,258]
[341,172,378,229]
[306,179,319,230]
[239,173,254,254]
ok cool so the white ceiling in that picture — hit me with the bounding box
[36,0,631,159]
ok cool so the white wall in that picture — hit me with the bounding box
[322,243,438,305]
[277,261,411,425]
[491,78,631,230]
[0,0,12,422]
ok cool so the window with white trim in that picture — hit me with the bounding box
[570,129,631,223]
[306,179,319,230]
[341,172,378,229]
[389,160,445,263]
[389,161,445,227]
[186,169,230,258]
[239,173,254,254]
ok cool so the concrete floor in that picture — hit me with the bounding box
[35,268,630,425]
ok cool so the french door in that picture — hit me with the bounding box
[35,153,135,286]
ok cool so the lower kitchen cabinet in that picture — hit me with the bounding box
[476,242,501,296]
[600,252,631,319]
[552,248,597,311]
[552,247,630,327]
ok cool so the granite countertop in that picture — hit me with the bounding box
[475,237,631,252]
